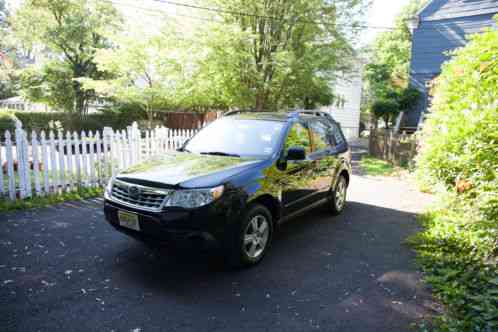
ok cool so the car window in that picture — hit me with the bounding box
[308,120,332,152]
[284,122,311,155]
[331,122,345,145]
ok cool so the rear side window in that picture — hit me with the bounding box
[308,120,332,152]
[330,122,345,145]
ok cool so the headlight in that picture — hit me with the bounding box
[104,178,113,199]
[164,185,224,209]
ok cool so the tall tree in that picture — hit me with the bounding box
[79,28,188,125]
[0,0,18,100]
[200,0,367,111]
[11,0,122,117]
[363,0,426,127]
[364,0,426,102]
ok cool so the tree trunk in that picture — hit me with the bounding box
[372,114,378,130]
[145,104,154,129]
[73,81,86,119]
[255,90,264,112]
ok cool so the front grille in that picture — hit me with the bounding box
[110,180,171,211]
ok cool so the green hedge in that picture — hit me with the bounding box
[0,106,145,134]
[0,110,18,133]
[413,19,498,332]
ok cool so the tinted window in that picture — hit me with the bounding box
[308,120,332,152]
[331,122,345,145]
[185,118,285,158]
[284,122,311,155]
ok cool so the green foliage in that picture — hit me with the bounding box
[0,109,18,132]
[364,0,426,124]
[369,87,421,128]
[370,99,399,128]
[415,21,498,205]
[0,187,103,212]
[0,67,18,100]
[200,0,367,111]
[80,27,189,123]
[7,0,367,114]
[413,19,498,332]
[19,61,76,112]
[11,0,122,116]
[81,0,366,114]
[0,0,19,100]
[366,0,425,91]
[409,195,498,332]
[0,107,143,133]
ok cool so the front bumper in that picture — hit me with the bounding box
[104,195,242,250]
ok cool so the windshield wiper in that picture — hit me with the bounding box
[200,151,240,158]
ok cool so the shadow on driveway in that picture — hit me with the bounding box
[0,196,434,332]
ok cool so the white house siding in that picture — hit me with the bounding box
[319,69,363,141]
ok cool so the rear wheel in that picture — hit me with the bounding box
[329,175,347,215]
[226,204,273,268]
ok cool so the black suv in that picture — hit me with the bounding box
[104,111,352,267]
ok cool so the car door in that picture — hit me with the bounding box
[280,121,315,216]
[306,118,341,202]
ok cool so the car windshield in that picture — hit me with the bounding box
[184,117,286,159]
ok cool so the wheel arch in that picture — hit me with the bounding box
[248,194,282,224]
[339,169,350,187]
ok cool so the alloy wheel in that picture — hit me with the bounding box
[243,215,270,259]
[335,178,347,211]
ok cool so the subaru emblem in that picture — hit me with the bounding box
[128,186,140,199]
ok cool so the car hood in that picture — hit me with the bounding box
[116,152,263,188]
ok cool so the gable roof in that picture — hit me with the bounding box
[417,0,498,21]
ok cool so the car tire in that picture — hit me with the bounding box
[226,204,273,268]
[329,175,348,216]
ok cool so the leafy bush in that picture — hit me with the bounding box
[413,19,498,332]
[8,106,144,134]
[416,22,498,219]
[0,109,18,132]
[369,87,421,128]
[410,194,498,332]
[370,99,399,128]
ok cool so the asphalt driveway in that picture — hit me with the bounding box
[0,146,436,332]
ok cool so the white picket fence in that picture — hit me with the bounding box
[0,121,199,201]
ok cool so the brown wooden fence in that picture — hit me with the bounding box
[369,129,418,167]
[155,111,222,129]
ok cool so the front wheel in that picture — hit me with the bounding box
[329,175,348,215]
[226,204,273,268]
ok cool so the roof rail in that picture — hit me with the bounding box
[223,109,255,116]
[288,109,337,122]
[223,110,242,116]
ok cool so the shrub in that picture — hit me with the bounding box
[369,87,420,129]
[0,109,18,133]
[413,19,498,332]
[416,23,498,219]
[371,99,399,128]
[6,105,145,134]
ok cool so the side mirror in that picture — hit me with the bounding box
[177,138,191,152]
[286,146,306,161]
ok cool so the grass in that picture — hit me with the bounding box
[0,187,103,212]
[359,156,404,176]
[408,193,498,332]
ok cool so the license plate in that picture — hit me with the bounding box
[118,210,140,231]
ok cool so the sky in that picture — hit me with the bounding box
[361,0,411,45]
